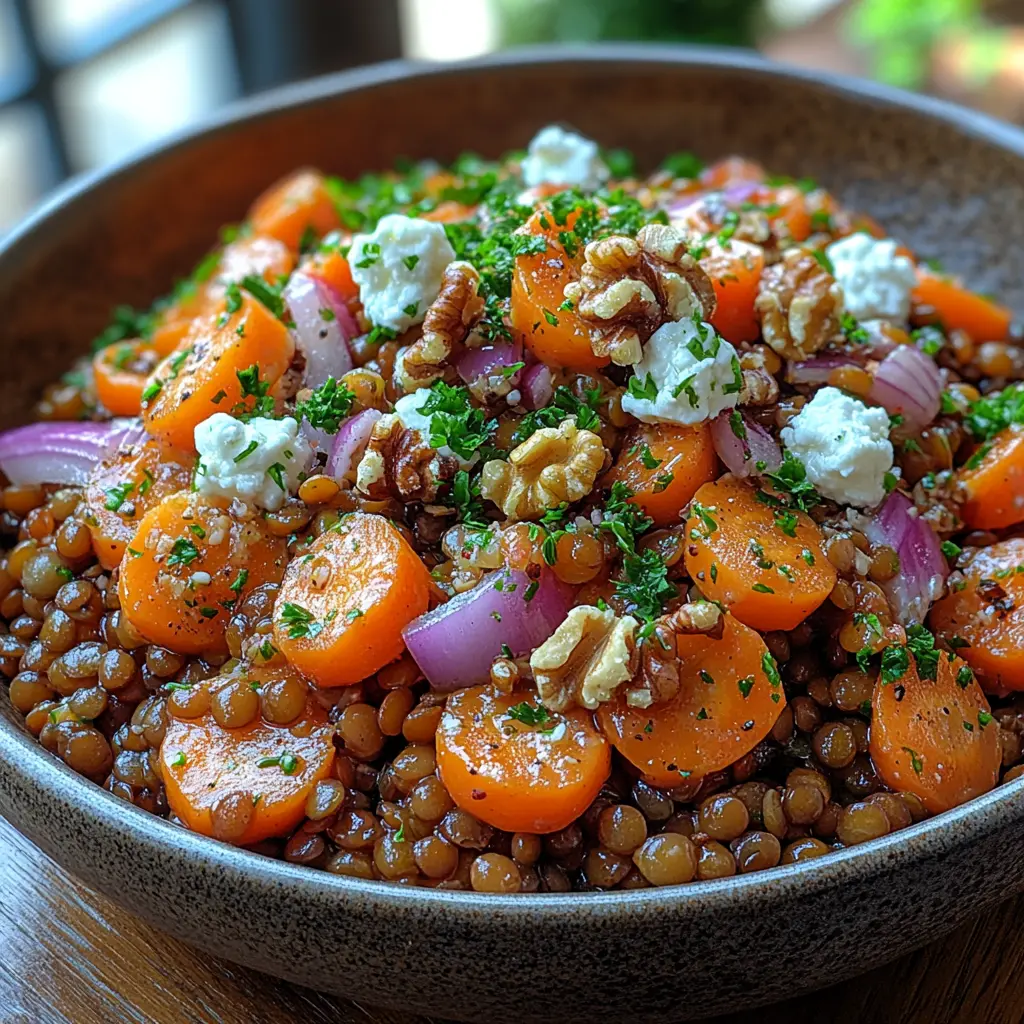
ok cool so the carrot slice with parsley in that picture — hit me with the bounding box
[436,684,610,834]
[249,169,341,252]
[929,537,1024,691]
[511,208,608,371]
[272,512,433,687]
[141,291,294,452]
[81,435,192,570]
[958,424,1024,529]
[912,266,1012,342]
[92,340,163,417]
[870,643,999,813]
[597,613,786,787]
[698,237,765,344]
[683,475,836,632]
[604,422,717,528]
[118,491,288,654]
[161,666,335,845]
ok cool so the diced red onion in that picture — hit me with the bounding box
[325,408,381,483]
[787,356,859,386]
[867,345,943,434]
[286,271,357,452]
[0,419,136,487]
[402,568,574,692]
[521,363,554,411]
[454,339,523,388]
[862,492,947,625]
[710,410,782,478]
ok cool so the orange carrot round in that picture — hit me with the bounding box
[929,537,1024,691]
[604,422,718,528]
[92,341,163,417]
[436,684,610,833]
[683,476,836,632]
[597,613,786,786]
[699,238,765,344]
[958,424,1024,529]
[511,208,608,371]
[142,293,294,452]
[272,512,433,687]
[912,267,1012,342]
[81,435,192,570]
[118,491,288,654]
[301,247,358,305]
[249,169,341,252]
[161,667,335,845]
[870,648,999,813]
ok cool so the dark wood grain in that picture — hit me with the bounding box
[0,815,1018,1024]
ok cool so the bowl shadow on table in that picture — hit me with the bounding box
[3,44,1024,1024]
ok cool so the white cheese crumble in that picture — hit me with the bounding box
[393,388,478,470]
[348,214,455,333]
[780,387,894,508]
[826,232,917,323]
[620,318,742,426]
[194,413,312,512]
[521,125,609,190]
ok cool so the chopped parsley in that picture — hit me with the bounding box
[964,383,1024,442]
[761,451,820,512]
[103,481,135,512]
[626,373,659,402]
[421,381,497,461]
[166,537,200,568]
[295,377,356,434]
[279,602,322,640]
[506,701,550,726]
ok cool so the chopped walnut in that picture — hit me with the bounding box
[626,601,724,708]
[738,365,780,407]
[479,418,605,521]
[563,223,717,366]
[754,248,844,360]
[396,261,485,392]
[531,605,639,711]
[355,413,456,502]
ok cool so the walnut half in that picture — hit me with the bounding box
[479,418,606,522]
[355,413,456,502]
[396,261,485,392]
[531,605,639,712]
[754,247,844,361]
[563,223,717,367]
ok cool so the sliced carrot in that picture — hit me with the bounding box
[912,267,1012,342]
[210,234,295,302]
[698,238,765,344]
[151,287,209,356]
[929,537,1024,691]
[249,169,341,252]
[699,158,766,189]
[436,684,610,833]
[597,613,785,787]
[869,648,999,813]
[118,491,288,654]
[92,341,164,416]
[161,668,335,845]
[604,422,717,528]
[683,476,836,632]
[421,201,476,224]
[511,208,608,371]
[272,512,433,687]
[81,435,192,570]
[142,293,294,452]
[300,248,358,305]
[958,424,1024,529]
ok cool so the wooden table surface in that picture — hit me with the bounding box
[0,814,1019,1024]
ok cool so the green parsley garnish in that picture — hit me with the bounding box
[166,537,200,568]
[506,701,550,726]
[295,377,357,434]
[279,602,321,640]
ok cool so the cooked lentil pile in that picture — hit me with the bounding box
[7,125,1024,894]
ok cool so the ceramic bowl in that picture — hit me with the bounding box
[1,45,1024,1024]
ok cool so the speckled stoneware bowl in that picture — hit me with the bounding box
[2,45,1024,1023]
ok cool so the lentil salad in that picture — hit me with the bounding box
[5,125,1024,894]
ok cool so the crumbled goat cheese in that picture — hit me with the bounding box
[620,318,742,426]
[194,413,312,512]
[826,232,917,323]
[393,388,478,470]
[348,214,455,333]
[780,387,894,508]
[521,125,609,190]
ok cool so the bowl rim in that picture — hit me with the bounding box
[3,42,1024,916]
